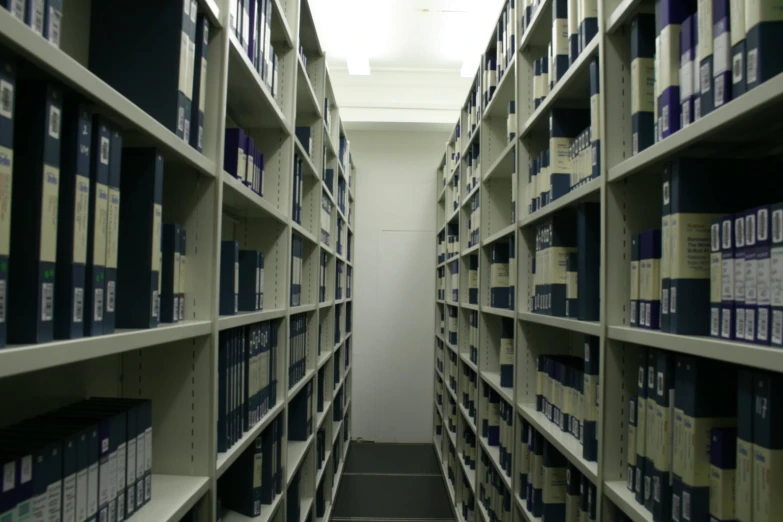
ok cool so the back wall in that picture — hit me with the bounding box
[350,127,448,442]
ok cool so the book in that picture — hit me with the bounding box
[0,53,13,347]
[566,252,578,318]
[636,348,649,505]
[542,442,567,522]
[772,203,783,346]
[179,229,187,320]
[8,80,62,343]
[745,0,783,91]
[160,224,182,323]
[630,233,641,326]
[699,0,715,117]
[735,213,747,340]
[755,206,771,344]
[711,0,732,109]
[89,0,195,140]
[491,241,511,309]
[55,100,91,340]
[104,129,122,333]
[711,218,723,337]
[550,108,590,204]
[583,336,599,462]
[500,318,514,388]
[709,426,737,522]
[644,349,656,510]
[84,116,110,337]
[553,0,570,84]
[577,203,600,321]
[752,370,783,520]
[224,128,246,180]
[190,14,209,152]
[656,0,689,139]
[639,229,663,329]
[24,0,43,35]
[736,368,754,522]
[631,14,656,154]
[469,254,479,304]
[1,0,24,20]
[589,58,600,181]
[745,209,759,341]
[579,0,598,52]
[220,240,239,316]
[550,216,578,316]
[628,397,638,493]
[680,14,696,126]
[661,170,672,331]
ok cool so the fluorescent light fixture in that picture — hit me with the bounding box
[347,55,371,75]
[461,56,480,78]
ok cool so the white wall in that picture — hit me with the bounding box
[350,128,448,443]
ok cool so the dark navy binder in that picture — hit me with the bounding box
[582,336,598,462]
[190,14,210,152]
[104,128,122,334]
[541,442,566,521]
[0,52,14,348]
[89,0,194,139]
[589,58,600,180]
[116,148,164,329]
[8,80,62,344]
[631,14,655,154]
[160,223,181,323]
[55,100,91,340]
[576,203,600,321]
[85,115,110,337]
[220,241,239,316]
[745,0,783,91]
[709,427,737,522]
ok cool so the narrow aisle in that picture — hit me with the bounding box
[332,443,456,522]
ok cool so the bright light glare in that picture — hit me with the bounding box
[461,56,480,77]
[347,55,371,75]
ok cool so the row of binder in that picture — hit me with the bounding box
[447,305,458,346]
[446,439,457,492]
[436,339,445,375]
[465,142,481,194]
[460,478,476,522]
[437,225,460,264]
[217,320,279,453]
[447,349,459,396]
[336,217,346,256]
[219,241,265,316]
[481,385,514,478]
[446,394,457,435]
[630,0,783,156]
[291,234,304,307]
[530,203,600,321]
[495,0,517,85]
[289,312,308,389]
[224,127,266,197]
[320,191,332,246]
[469,310,479,364]
[623,351,782,522]
[535,336,600,463]
[437,267,446,301]
[296,126,313,158]
[462,361,479,426]
[468,192,481,249]
[0,70,188,344]
[479,448,512,522]
[450,261,459,303]
[334,302,342,345]
[292,154,305,225]
[518,417,598,520]
[462,426,477,471]
[467,255,479,305]
[465,78,482,141]
[88,0,211,151]
[448,171,461,214]
[218,416,283,517]
[319,251,328,303]
[499,318,514,387]
[628,159,781,337]
[2,0,62,48]
[0,397,153,522]
[288,379,313,441]
[490,238,516,310]
[229,0,279,98]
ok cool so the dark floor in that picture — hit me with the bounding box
[332,442,455,522]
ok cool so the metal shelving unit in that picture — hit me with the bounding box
[0,0,354,520]
[432,0,783,520]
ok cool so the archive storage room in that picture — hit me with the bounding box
[0,0,782,520]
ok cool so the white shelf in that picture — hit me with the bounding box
[223,491,284,522]
[460,353,478,372]
[296,56,322,118]
[316,401,331,430]
[445,381,458,404]
[478,436,512,491]
[605,480,652,522]
[608,326,783,373]
[461,243,480,257]
[517,403,598,482]
[219,309,287,331]
[459,403,477,434]
[483,54,517,121]
[317,350,332,370]
[217,400,286,478]
[458,452,476,492]
[0,320,212,379]
[518,312,601,336]
[199,0,223,29]
[288,369,316,400]
[132,475,210,522]
[300,497,314,522]
[287,435,314,486]
[292,222,318,245]
[295,137,320,179]
[222,171,288,223]
[290,303,318,314]
[483,306,515,319]
[0,10,217,177]
[483,223,516,246]
[519,0,553,49]
[481,371,514,405]
[519,179,601,228]
[520,37,600,139]
[608,72,783,182]
[606,0,653,33]
[461,302,479,311]
[482,140,516,182]
[331,438,351,501]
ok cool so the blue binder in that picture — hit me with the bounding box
[219,240,240,316]
[85,116,110,337]
[8,80,62,344]
[104,128,122,333]
[55,100,91,340]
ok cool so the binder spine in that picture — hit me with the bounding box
[85,120,110,337]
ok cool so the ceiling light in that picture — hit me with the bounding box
[347,55,371,75]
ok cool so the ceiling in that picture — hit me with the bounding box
[309,0,505,125]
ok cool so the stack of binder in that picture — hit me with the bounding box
[229,0,279,96]
[462,426,476,469]
[320,191,332,246]
[292,154,304,225]
[289,313,308,390]
[478,449,512,522]
[0,397,153,522]
[290,234,303,307]
[218,320,278,453]
[287,379,313,441]
[224,127,265,196]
